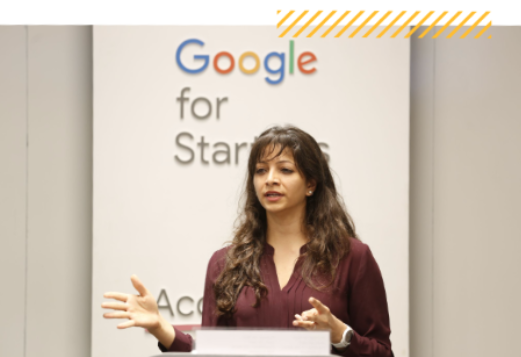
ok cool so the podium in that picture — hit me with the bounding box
[150,329,336,357]
[151,354,339,357]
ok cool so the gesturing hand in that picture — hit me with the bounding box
[102,274,161,330]
[293,297,347,344]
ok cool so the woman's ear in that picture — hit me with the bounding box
[307,180,317,195]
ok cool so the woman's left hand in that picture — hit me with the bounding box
[293,297,347,344]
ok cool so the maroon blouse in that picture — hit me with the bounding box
[159,238,393,357]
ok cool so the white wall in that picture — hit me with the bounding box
[0,26,93,357]
[92,26,410,357]
[410,26,521,357]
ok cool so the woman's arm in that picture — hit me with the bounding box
[102,275,176,348]
[158,248,227,352]
[149,315,176,349]
[339,244,392,357]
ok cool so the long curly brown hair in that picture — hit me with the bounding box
[214,125,358,317]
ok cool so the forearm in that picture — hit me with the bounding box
[330,316,348,344]
[148,315,176,349]
[344,331,392,357]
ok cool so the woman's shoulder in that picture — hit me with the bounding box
[345,237,384,274]
[347,237,370,256]
[205,245,232,280]
[207,245,233,268]
[343,237,376,267]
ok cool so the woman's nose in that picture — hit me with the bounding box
[266,168,279,185]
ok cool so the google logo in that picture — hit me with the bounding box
[176,39,317,85]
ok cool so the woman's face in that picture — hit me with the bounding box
[253,146,315,215]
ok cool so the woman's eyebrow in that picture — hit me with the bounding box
[257,159,294,165]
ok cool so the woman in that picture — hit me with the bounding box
[102,126,393,357]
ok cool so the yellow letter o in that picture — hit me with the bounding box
[238,51,260,74]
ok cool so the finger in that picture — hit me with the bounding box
[301,309,318,321]
[294,314,303,321]
[117,320,136,329]
[101,302,127,311]
[103,311,130,319]
[309,297,329,315]
[300,308,317,315]
[292,320,316,330]
[103,292,129,302]
[130,275,149,297]
[302,313,319,323]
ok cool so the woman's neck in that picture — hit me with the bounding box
[266,208,308,252]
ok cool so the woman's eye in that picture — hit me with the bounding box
[255,168,292,174]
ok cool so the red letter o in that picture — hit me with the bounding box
[213,52,235,74]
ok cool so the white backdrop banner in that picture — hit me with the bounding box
[92,26,410,357]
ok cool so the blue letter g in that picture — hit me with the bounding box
[176,39,209,74]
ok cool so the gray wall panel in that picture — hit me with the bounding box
[409,31,434,357]
[411,26,521,357]
[432,26,521,357]
[0,26,27,357]
[25,26,92,357]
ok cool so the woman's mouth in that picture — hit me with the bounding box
[265,192,283,202]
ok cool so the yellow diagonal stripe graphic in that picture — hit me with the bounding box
[391,11,420,38]
[276,10,492,39]
[447,12,475,38]
[294,11,323,38]
[475,21,492,39]
[406,11,434,38]
[461,12,490,38]
[377,11,406,38]
[277,11,294,28]
[321,11,350,38]
[433,11,462,38]
[279,10,309,37]
[308,10,336,37]
[350,11,379,38]
[335,10,365,38]
[364,11,392,38]
[419,12,448,38]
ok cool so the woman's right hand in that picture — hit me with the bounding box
[102,274,162,331]
[102,275,176,348]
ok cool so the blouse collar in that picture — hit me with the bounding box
[263,241,308,256]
